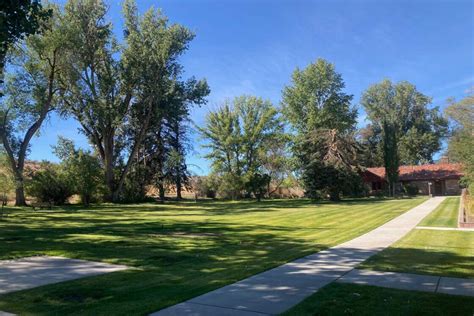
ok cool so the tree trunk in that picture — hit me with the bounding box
[158,182,165,204]
[176,174,182,200]
[104,134,116,202]
[14,177,27,206]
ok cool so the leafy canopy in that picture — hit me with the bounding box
[282,58,360,200]
[361,79,448,165]
[199,95,283,198]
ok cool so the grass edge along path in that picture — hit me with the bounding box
[418,197,460,228]
[360,196,474,279]
[282,282,474,316]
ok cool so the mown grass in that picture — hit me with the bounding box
[419,197,459,227]
[282,283,474,316]
[360,197,474,278]
[0,198,425,315]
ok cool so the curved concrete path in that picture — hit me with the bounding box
[153,197,446,316]
[0,256,128,295]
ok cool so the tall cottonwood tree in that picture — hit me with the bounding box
[282,58,359,200]
[0,6,63,205]
[58,0,197,201]
[361,79,448,195]
[361,79,448,165]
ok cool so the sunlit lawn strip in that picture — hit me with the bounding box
[360,228,474,278]
[0,197,425,315]
[418,197,459,228]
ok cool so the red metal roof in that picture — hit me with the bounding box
[364,163,463,182]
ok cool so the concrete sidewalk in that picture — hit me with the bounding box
[339,269,474,297]
[0,256,128,295]
[154,197,446,316]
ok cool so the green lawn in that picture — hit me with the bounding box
[419,197,459,227]
[0,198,425,315]
[282,283,474,316]
[360,197,474,278]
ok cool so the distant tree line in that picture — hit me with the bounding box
[0,0,471,206]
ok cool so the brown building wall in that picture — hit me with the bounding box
[404,179,461,196]
[445,179,461,195]
[406,180,430,195]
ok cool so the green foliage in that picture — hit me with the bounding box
[120,165,150,203]
[142,77,209,201]
[216,172,245,200]
[58,0,202,201]
[26,162,73,205]
[282,58,356,133]
[295,129,363,200]
[199,95,284,199]
[357,124,384,167]
[53,136,103,206]
[193,176,219,199]
[445,90,474,191]
[361,79,448,166]
[282,59,360,200]
[0,154,14,205]
[0,0,51,90]
[0,4,65,205]
[244,172,271,201]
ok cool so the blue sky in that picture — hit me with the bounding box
[29,0,474,174]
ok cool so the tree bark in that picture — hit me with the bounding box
[158,183,165,203]
[104,133,116,202]
[112,100,153,202]
[176,168,182,200]
[14,176,27,206]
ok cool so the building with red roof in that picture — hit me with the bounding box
[362,163,463,196]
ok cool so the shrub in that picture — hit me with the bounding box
[64,150,104,205]
[193,175,218,199]
[217,173,243,199]
[403,184,419,196]
[244,172,271,201]
[0,154,14,206]
[54,137,104,205]
[26,163,73,205]
[121,166,149,203]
